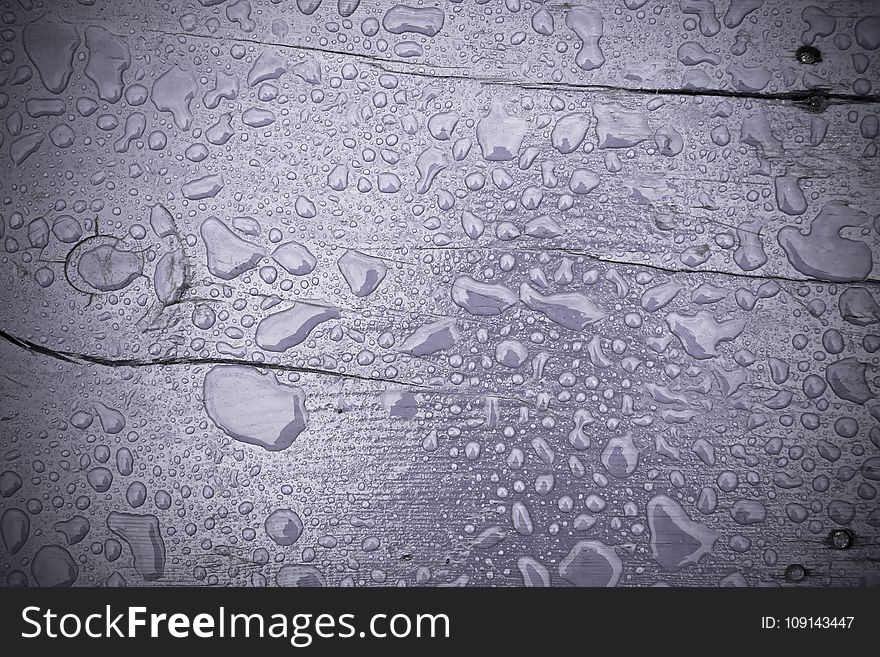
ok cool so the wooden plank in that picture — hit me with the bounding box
[15,0,880,96]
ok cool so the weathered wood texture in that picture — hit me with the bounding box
[0,0,878,588]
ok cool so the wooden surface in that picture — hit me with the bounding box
[0,0,878,587]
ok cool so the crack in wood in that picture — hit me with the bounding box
[0,329,533,405]
[413,245,880,287]
[0,328,423,388]
[149,29,880,108]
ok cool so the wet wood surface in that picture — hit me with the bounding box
[0,1,878,588]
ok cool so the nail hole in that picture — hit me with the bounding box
[800,93,829,113]
[796,45,822,64]
[785,564,807,582]
[829,529,854,550]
